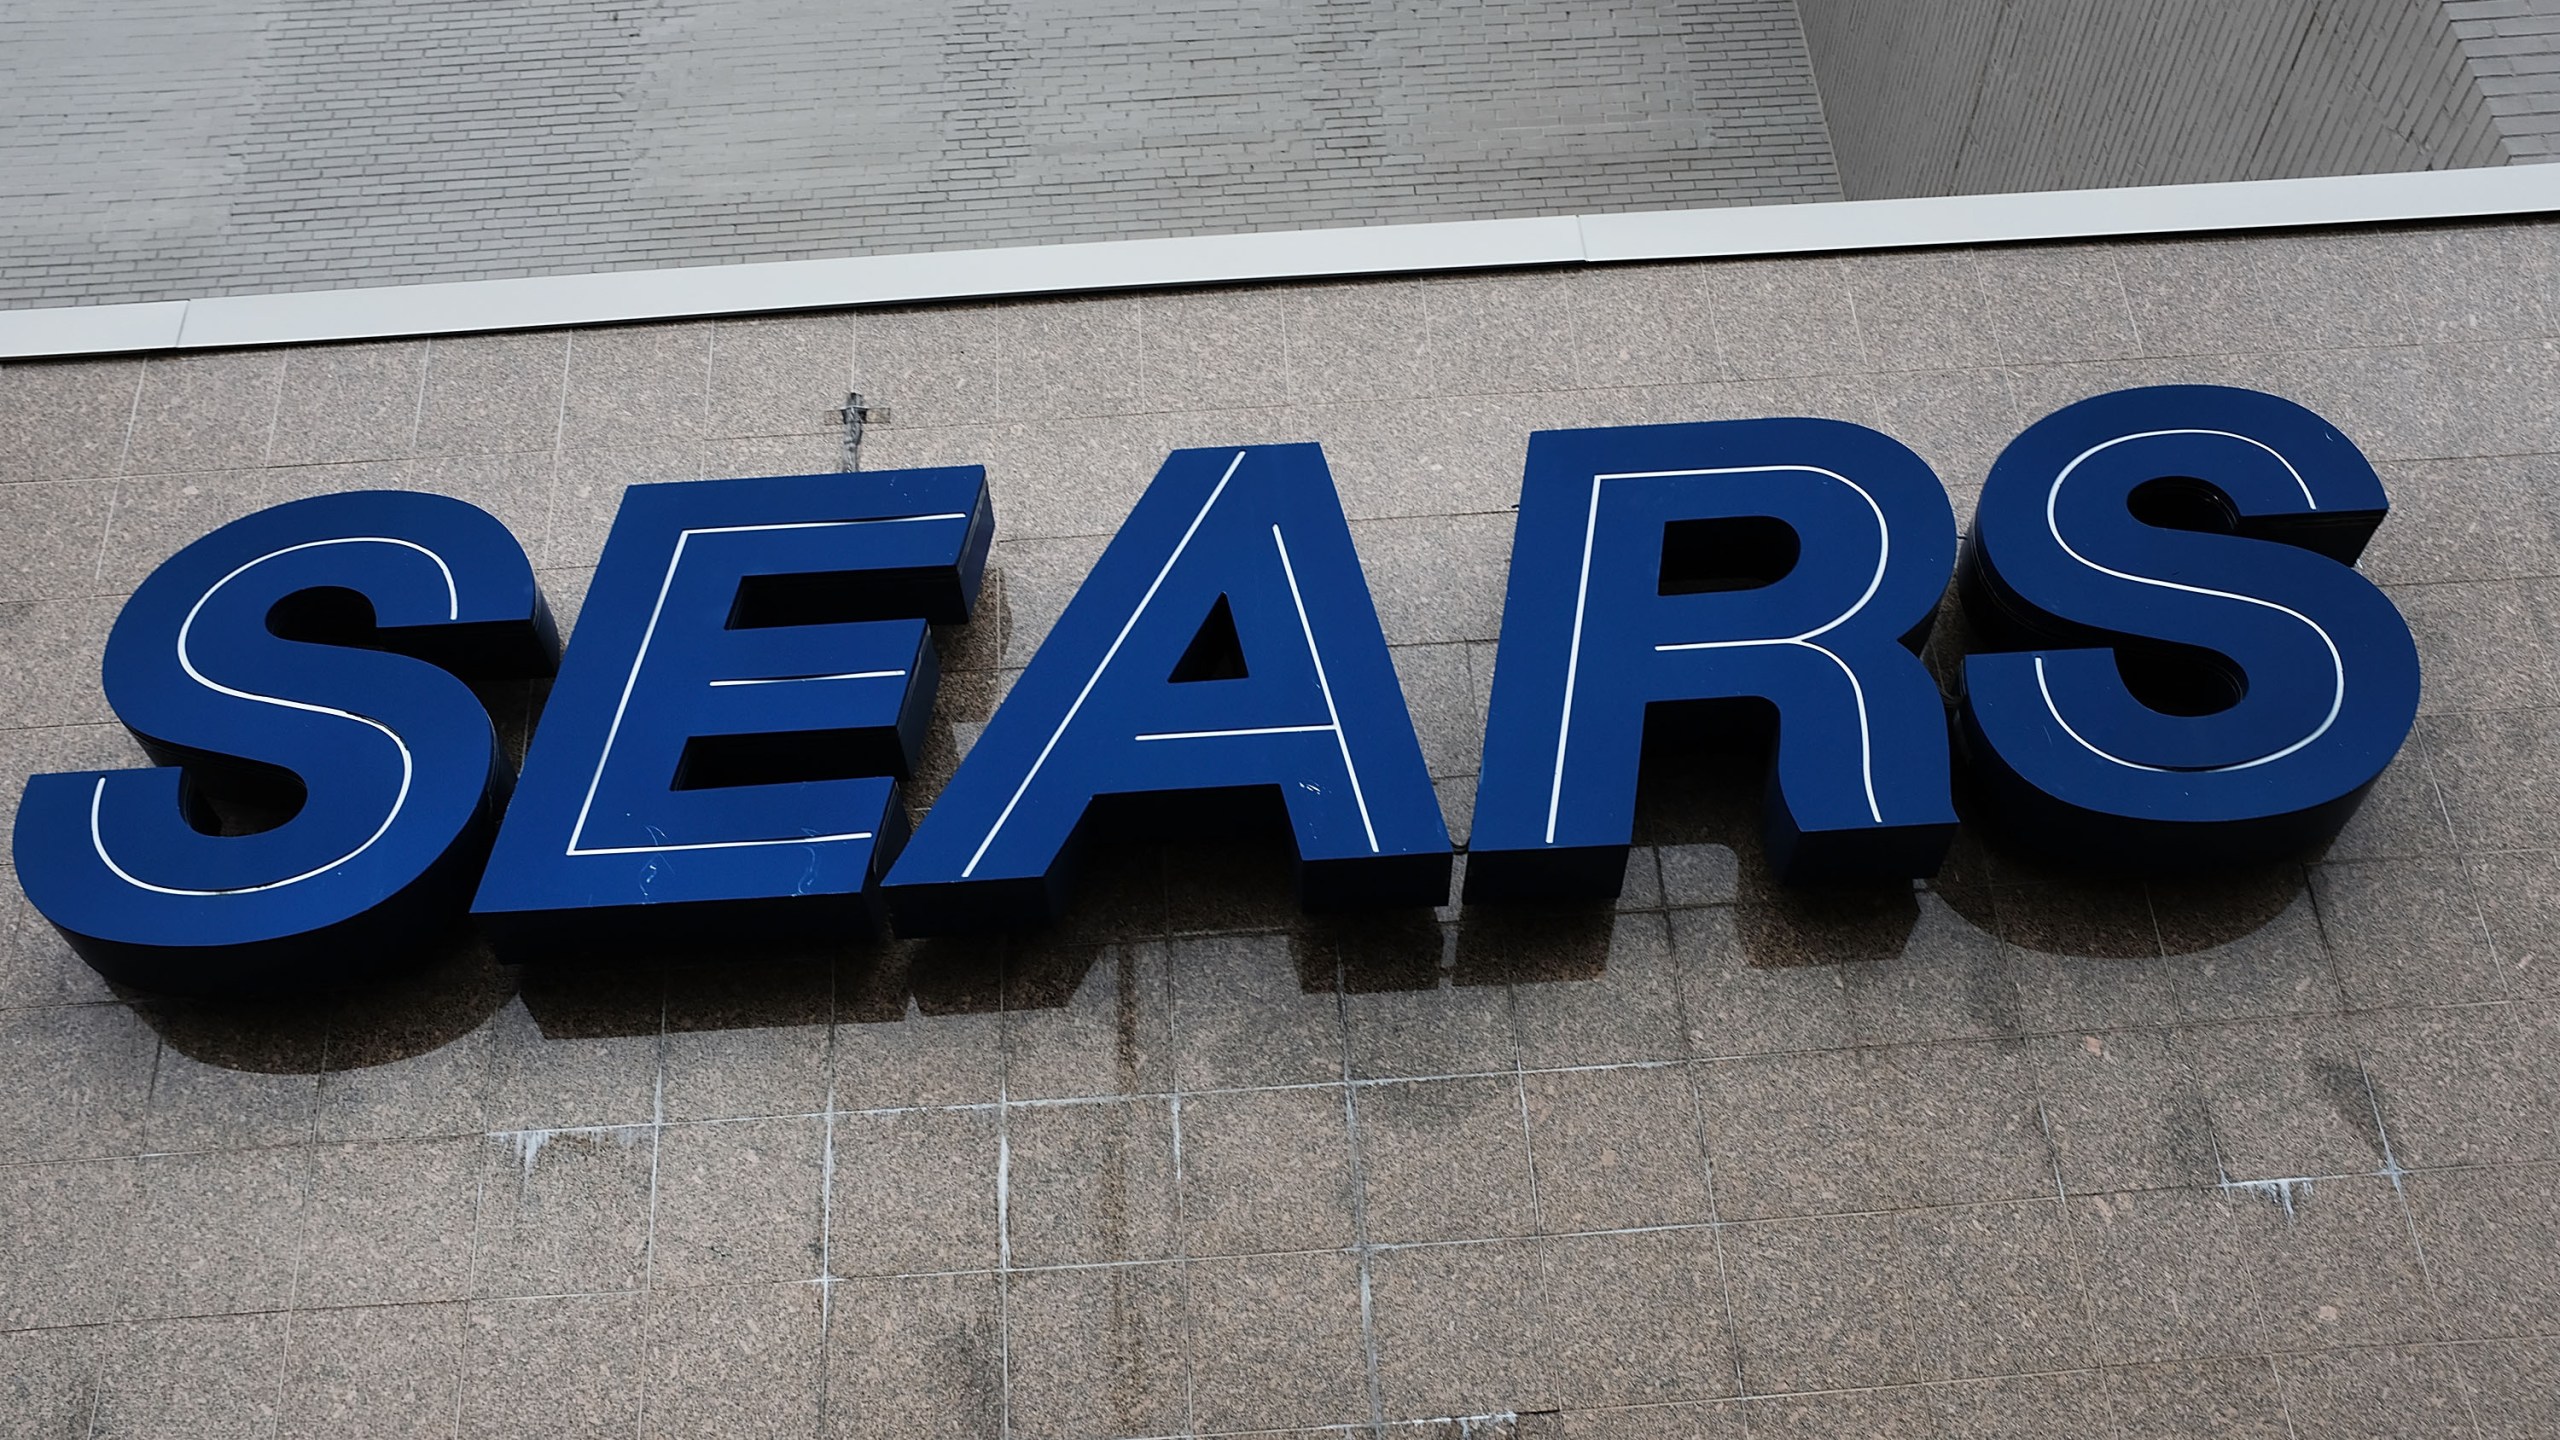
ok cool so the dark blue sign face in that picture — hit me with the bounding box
[11,491,555,993]
[883,444,1450,933]
[1957,385,2422,866]
[6,386,2427,993]
[472,468,993,955]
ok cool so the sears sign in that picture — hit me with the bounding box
[10,387,2421,993]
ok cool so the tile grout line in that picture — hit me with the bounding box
[2354,1056,2486,1437]
[2282,859,2353,1014]
[1680,1058,1752,1403]
[1105,1347,2553,1440]
[1660,897,1754,1406]
[2435,755,2525,1007]
[452,1104,492,1440]
[2107,249,2150,359]
[1275,274,1297,415]
[633,989,668,1440]
[1165,951,1201,1440]
[1508,979,1543,1236]
[61,1280,2531,1366]
[87,363,146,590]
[69,1275,2560,1342]
[259,353,288,467]
[814,957,842,1433]
[531,334,576,572]
[996,1119,1013,1440]
[1840,259,1874,373]
[1484,958,1576,1404]
[996,945,1014,1440]
[2035,1098,2068,1205]
[1498,960,1559,1410]
[697,325,717,451]
[550,336,574,458]
[1698,261,1738,384]
[2027,1025,2120,1437]
[267,1060,325,1435]
[79,1329,102,1440]
[1334,943,1388,1438]
[407,341,433,456]
[2268,1347,2309,1440]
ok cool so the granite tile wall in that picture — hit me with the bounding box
[2,218,2558,1438]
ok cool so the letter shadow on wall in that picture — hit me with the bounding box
[114,670,555,1076]
[116,594,1013,1071]
[126,585,2318,1075]
[1327,607,2324,1007]
[1389,692,1945,991]
[1926,592,2316,957]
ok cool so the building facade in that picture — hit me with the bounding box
[7,1,2560,1435]
[4,206,2560,1437]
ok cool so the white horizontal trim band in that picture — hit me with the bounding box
[4,166,2555,360]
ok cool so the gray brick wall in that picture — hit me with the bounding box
[0,0,1842,310]
[1796,0,2515,198]
[2448,0,2560,159]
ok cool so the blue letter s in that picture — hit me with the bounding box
[1960,385,2421,866]
[12,492,553,993]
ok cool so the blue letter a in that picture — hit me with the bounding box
[1467,419,1959,899]
[884,444,1450,934]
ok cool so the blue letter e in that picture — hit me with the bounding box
[883,444,1451,934]
[1467,420,1960,899]
[11,492,553,994]
[471,468,993,955]
[1959,385,2421,867]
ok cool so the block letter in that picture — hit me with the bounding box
[1467,420,1959,899]
[472,468,993,954]
[883,444,1450,934]
[1959,385,2420,866]
[11,491,553,993]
